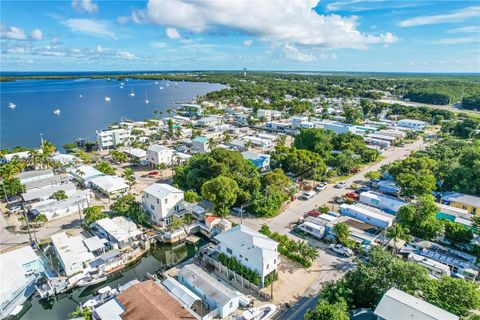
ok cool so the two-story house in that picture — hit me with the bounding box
[147,145,175,167]
[142,183,184,226]
[214,225,279,287]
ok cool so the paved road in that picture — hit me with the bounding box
[232,138,424,237]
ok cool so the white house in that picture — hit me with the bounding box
[18,169,54,185]
[90,217,142,249]
[70,165,104,184]
[374,288,458,320]
[214,225,279,286]
[241,151,271,171]
[89,175,129,199]
[196,116,223,127]
[397,119,427,131]
[359,191,406,214]
[147,145,174,167]
[241,136,273,149]
[339,203,394,229]
[30,190,93,221]
[51,153,80,166]
[142,183,184,226]
[51,232,95,276]
[191,136,210,154]
[257,109,282,121]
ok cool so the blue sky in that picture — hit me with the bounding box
[1,0,479,72]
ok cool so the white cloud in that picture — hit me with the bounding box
[117,16,130,25]
[283,44,318,62]
[151,41,167,48]
[400,6,480,27]
[166,27,181,39]
[63,19,117,39]
[0,26,27,40]
[30,29,43,41]
[432,37,477,45]
[448,25,480,33]
[72,0,98,13]
[133,0,397,49]
[243,40,253,47]
[117,51,137,60]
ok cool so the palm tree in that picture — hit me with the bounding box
[27,149,42,169]
[33,214,48,227]
[175,127,182,138]
[42,140,56,156]
[387,224,412,254]
[207,138,217,150]
[223,131,232,144]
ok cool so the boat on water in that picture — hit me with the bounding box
[155,81,158,84]
[120,85,124,89]
[166,83,170,86]
[145,94,149,104]
[159,86,164,90]
[129,88,135,97]
[104,96,111,102]
[78,94,83,98]
[76,271,108,287]
[8,102,16,109]
[120,82,125,85]
[242,304,276,320]
[82,286,118,310]
[53,109,61,115]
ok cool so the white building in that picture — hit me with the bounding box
[374,288,458,320]
[147,145,175,167]
[359,191,406,214]
[21,182,77,203]
[397,119,427,130]
[30,190,93,221]
[142,183,184,226]
[119,147,147,164]
[3,149,42,163]
[257,109,282,121]
[191,136,210,154]
[0,246,44,319]
[70,165,105,184]
[51,232,95,276]
[51,153,80,166]
[196,116,223,127]
[339,203,394,228]
[96,128,131,150]
[18,169,54,185]
[90,217,142,249]
[89,175,129,199]
[241,136,273,149]
[214,225,279,286]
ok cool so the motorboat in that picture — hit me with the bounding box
[145,94,149,104]
[82,286,118,310]
[104,96,111,102]
[78,94,83,98]
[76,272,107,287]
[120,85,124,89]
[53,109,61,115]
[155,81,158,84]
[159,86,164,90]
[129,88,135,97]
[242,304,276,320]
[8,102,16,109]
[120,82,125,85]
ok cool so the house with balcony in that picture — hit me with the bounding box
[147,144,175,167]
[142,183,184,227]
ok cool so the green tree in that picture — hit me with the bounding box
[207,137,217,150]
[69,306,92,320]
[343,105,363,124]
[201,176,240,217]
[364,171,382,180]
[110,194,149,224]
[42,140,56,156]
[386,223,412,253]
[83,206,107,225]
[33,214,48,226]
[443,220,473,244]
[94,161,116,175]
[50,190,68,200]
[0,178,24,200]
[423,276,480,317]
[169,216,184,230]
[122,168,136,186]
[184,191,201,203]
[223,131,232,144]
[27,149,42,168]
[397,195,442,239]
[385,157,437,197]
[0,163,20,180]
[76,150,93,164]
[111,150,129,163]
[305,299,349,320]
[333,222,350,246]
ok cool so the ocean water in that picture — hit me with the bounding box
[0,78,225,150]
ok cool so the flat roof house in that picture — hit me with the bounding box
[18,169,54,185]
[374,288,458,320]
[0,246,44,319]
[51,232,95,276]
[142,183,184,227]
[397,119,427,130]
[214,225,279,286]
[441,192,480,216]
[31,190,93,221]
[89,175,129,199]
[70,165,104,184]
[339,203,394,229]
[147,144,175,167]
[179,264,240,319]
[90,217,142,249]
[191,136,210,154]
[359,191,406,214]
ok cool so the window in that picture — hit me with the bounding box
[245,257,248,261]
[150,205,155,210]
[229,302,233,308]
[266,263,269,270]
[239,254,243,259]
[274,259,276,264]
[165,198,168,204]
[226,248,232,254]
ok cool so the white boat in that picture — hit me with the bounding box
[120,82,124,85]
[8,102,16,109]
[159,86,164,90]
[78,94,83,98]
[82,286,118,309]
[145,94,149,104]
[76,274,108,287]
[53,109,61,115]
[242,304,276,320]
[129,88,135,97]
[155,81,158,84]
[104,96,111,102]
[166,83,170,86]
[120,85,124,89]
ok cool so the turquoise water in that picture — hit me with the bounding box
[1,78,224,150]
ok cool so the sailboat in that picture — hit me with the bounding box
[129,88,135,97]
[145,94,149,104]
[8,102,16,109]
[104,96,111,102]
[53,109,61,115]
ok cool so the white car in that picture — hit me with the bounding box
[300,191,316,200]
[314,183,326,192]
[329,244,354,257]
[334,182,347,189]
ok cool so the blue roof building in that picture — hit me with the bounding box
[241,151,271,171]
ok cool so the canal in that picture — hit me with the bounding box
[19,240,205,320]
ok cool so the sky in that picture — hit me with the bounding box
[1,0,479,72]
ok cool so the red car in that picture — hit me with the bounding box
[147,171,160,175]
[345,192,359,200]
[307,210,322,217]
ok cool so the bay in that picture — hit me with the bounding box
[0,78,224,150]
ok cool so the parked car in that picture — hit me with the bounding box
[333,196,346,204]
[300,191,316,200]
[314,183,327,192]
[329,244,354,257]
[345,192,359,201]
[307,210,322,217]
[334,182,347,189]
[8,205,23,213]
